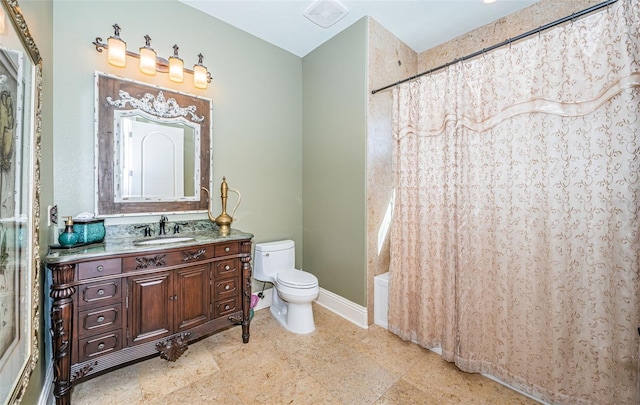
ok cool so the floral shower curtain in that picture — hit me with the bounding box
[389,1,639,404]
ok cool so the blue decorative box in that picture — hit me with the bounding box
[73,218,105,244]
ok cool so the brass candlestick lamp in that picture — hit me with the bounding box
[202,177,241,236]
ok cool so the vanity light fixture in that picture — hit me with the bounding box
[139,35,156,75]
[107,24,127,68]
[193,54,208,89]
[168,45,184,83]
[93,23,212,89]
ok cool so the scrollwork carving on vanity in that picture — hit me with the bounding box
[134,254,167,269]
[155,332,192,362]
[50,263,76,298]
[183,248,207,262]
[71,362,97,382]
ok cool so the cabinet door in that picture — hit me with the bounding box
[128,271,173,345]
[175,264,210,332]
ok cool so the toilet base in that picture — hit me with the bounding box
[270,290,316,334]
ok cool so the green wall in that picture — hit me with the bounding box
[302,19,368,306]
[52,1,303,252]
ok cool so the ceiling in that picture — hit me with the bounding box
[179,0,540,58]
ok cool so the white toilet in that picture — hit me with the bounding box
[254,240,319,334]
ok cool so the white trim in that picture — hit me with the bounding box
[374,272,389,329]
[252,286,368,329]
[482,374,547,404]
[424,347,545,404]
[315,287,368,329]
[37,364,54,405]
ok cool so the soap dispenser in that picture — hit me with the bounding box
[58,216,79,247]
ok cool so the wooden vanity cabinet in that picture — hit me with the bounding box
[47,238,252,405]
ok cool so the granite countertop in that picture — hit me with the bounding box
[44,226,254,264]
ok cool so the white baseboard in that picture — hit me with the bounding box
[38,364,54,405]
[252,286,368,329]
[315,287,368,329]
[424,347,544,404]
[482,374,548,404]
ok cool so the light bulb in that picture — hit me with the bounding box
[107,36,126,67]
[193,54,208,89]
[168,44,184,83]
[139,35,156,75]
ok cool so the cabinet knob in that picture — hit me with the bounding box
[97,343,105,350]
[97,289,105,296]
[224,265,230,270]
[224,305,230,310]
[96,265,104,272]
[225,285,230,290]
[97,316,105,323]
[224,247,230,252]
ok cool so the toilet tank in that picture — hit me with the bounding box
[254,240,296,281]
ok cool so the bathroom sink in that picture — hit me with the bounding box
[134,236,195,246]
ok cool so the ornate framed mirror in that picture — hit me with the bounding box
[95,73,212,216]
[0,0,42,403]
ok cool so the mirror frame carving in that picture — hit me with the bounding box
[95,73,212,216]
[0,0,42,403]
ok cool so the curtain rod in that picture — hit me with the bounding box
[371,0,619,95]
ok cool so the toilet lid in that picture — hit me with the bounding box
[277,269,318,288]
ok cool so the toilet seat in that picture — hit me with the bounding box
[277,269,318,289]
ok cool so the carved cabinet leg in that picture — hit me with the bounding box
[241,240,252,343]
[49,263,76,405]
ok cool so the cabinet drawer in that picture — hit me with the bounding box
[214,278,238,298]
[78,258,121,280]
[78,330,123,362]
[123,246,214,272]
[77,280,122,308]
[214,259,239,278]
[213,296,240,318]
[214,242,239,256]
[78,304,123,338]
[123,252,170,272]
[122,242,241,273]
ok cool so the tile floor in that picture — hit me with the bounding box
[71,304,541,404]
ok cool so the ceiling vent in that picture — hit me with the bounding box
[303,0,349,28]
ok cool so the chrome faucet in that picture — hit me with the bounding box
[159,215,169,235]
